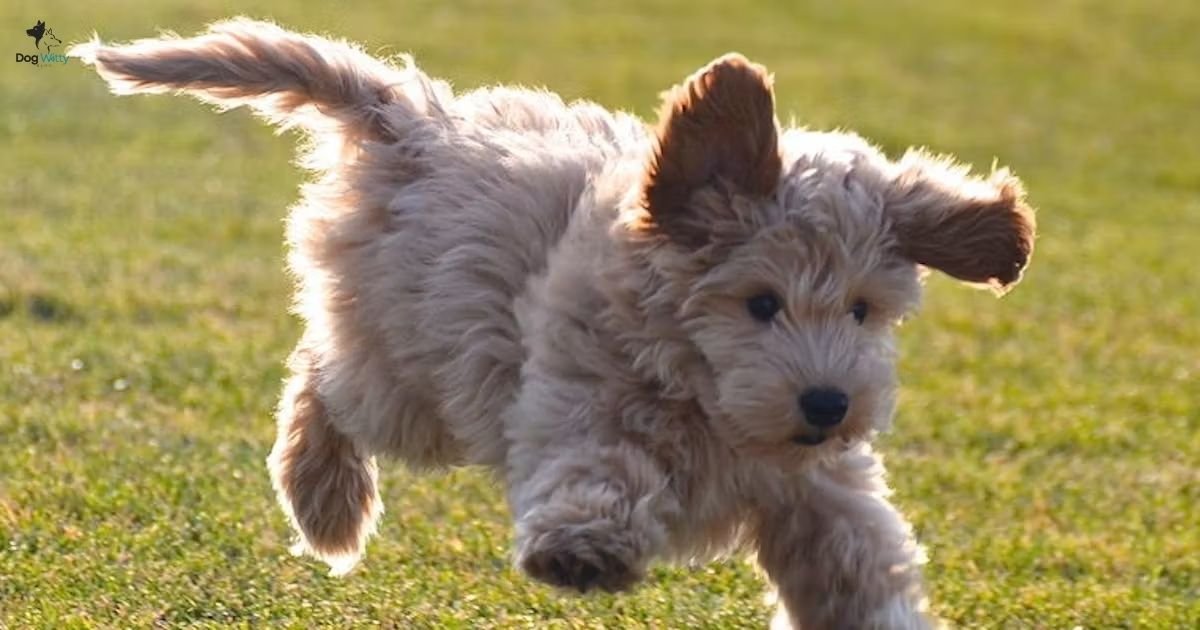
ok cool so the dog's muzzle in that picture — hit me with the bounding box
[799,387,848,427]
[792,387,849,446]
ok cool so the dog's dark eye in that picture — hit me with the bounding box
[851,300,869,325]
[746,293,782,322]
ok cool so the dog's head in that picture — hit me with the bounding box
[43,29,62,50]
[620,54,1034,467]
[26,21,46,46]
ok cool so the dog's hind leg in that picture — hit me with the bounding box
[266,345,381,575]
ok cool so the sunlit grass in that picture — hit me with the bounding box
[2,0,1197,626]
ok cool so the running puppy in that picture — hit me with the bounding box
[74,19,1035,629]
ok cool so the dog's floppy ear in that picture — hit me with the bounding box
[638,53,781,248]
[887,150,1036,294]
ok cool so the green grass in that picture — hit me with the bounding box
[3,0,1198,627]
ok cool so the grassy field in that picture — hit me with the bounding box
[3,0,1198,627]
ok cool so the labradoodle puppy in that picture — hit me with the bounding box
[74,19,1035,629]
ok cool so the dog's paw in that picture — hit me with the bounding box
[518,524,644,594]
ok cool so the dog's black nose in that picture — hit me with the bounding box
[799,388,849,428]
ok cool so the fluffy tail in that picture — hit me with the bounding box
[70,18,426,139]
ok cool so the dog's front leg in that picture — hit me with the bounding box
[755,445,931,630]
[506,437,679,594]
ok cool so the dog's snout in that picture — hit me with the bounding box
[799,388,849,428]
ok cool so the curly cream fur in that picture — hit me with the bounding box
[73,19,1036,628]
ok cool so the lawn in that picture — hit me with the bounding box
[2,0,1198,627]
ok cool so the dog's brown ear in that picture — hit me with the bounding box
[887,150,1036,294]
[639,54,781,248]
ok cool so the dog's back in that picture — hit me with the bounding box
[320,86,650,469]
[75,19,655,565]
[74,18,648,467]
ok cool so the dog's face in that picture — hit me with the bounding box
[625,55,1035,467]
[674,190,922,464]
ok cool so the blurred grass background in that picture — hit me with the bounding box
[2,0,1198,627]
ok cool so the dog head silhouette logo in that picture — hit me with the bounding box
[26,20,61,51]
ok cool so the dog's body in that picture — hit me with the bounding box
[74,20,1035,629]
